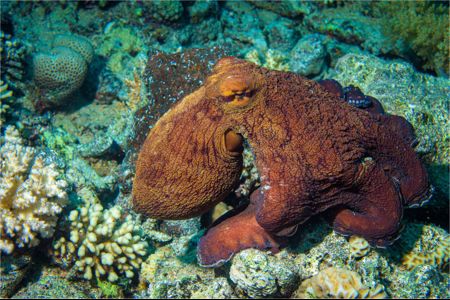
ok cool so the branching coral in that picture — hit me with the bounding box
[53,188,148,283]
[0,126,68,254]
[295,267,388,299]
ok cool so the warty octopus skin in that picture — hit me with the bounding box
[132,57,432,267]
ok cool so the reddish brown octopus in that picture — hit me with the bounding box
[132,57,431,267]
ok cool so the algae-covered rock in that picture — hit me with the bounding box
[140,246,233,299]
[12,267,94,299]
[388,265,450,299]
[0,254,32,298]
[229,249,299,298]
[289,34,327,77]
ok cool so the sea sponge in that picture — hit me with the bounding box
[53,34,94,64]
[33,46,87,104]
[0,126,68,254]
[53,188,148,283]
[401,224,449,271]
[295,267,387,299]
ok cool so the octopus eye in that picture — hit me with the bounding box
[223,89,255,106]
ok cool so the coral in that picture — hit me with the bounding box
[294,267,388,299]
[53,187,148,283]
[349,236,371,259]
[376,1,449,75]
[96,26,146,76]
[33,47,87,105]
[32,34,93,106]
[229,249,299,298]
[133,57,430,266]
[0,31,26,90]
[0,79,14,126]
[0,126,68,254]
[400,223,449,271]
[52,34,94,64]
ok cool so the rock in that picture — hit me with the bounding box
[289,34,327,77]
[0,254,32,298]
[229,249,299,298]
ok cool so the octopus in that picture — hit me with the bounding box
[132,57,432,267]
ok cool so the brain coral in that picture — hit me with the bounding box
[33,34,93,106]
[53,187,148,283]
[0,126,68,254]
[53,34,94,64]
[295,267,388,299]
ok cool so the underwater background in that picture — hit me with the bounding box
[0,0,449,298]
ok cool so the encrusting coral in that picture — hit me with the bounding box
[400,224,449,271]
[0,126,68,254]
[53,187,148,283]
[294,267,388,299]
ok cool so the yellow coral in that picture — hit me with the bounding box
[349,235,371,259]
[295,267,387,299]
[53,187,148,282]
[0,126,67,254]
[401,224,449,271]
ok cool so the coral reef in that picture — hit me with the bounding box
[53,187,148,283]
[133,57,430,267]
[32,34,93,106]
[294,267,387,299]
[0,126,68,254]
